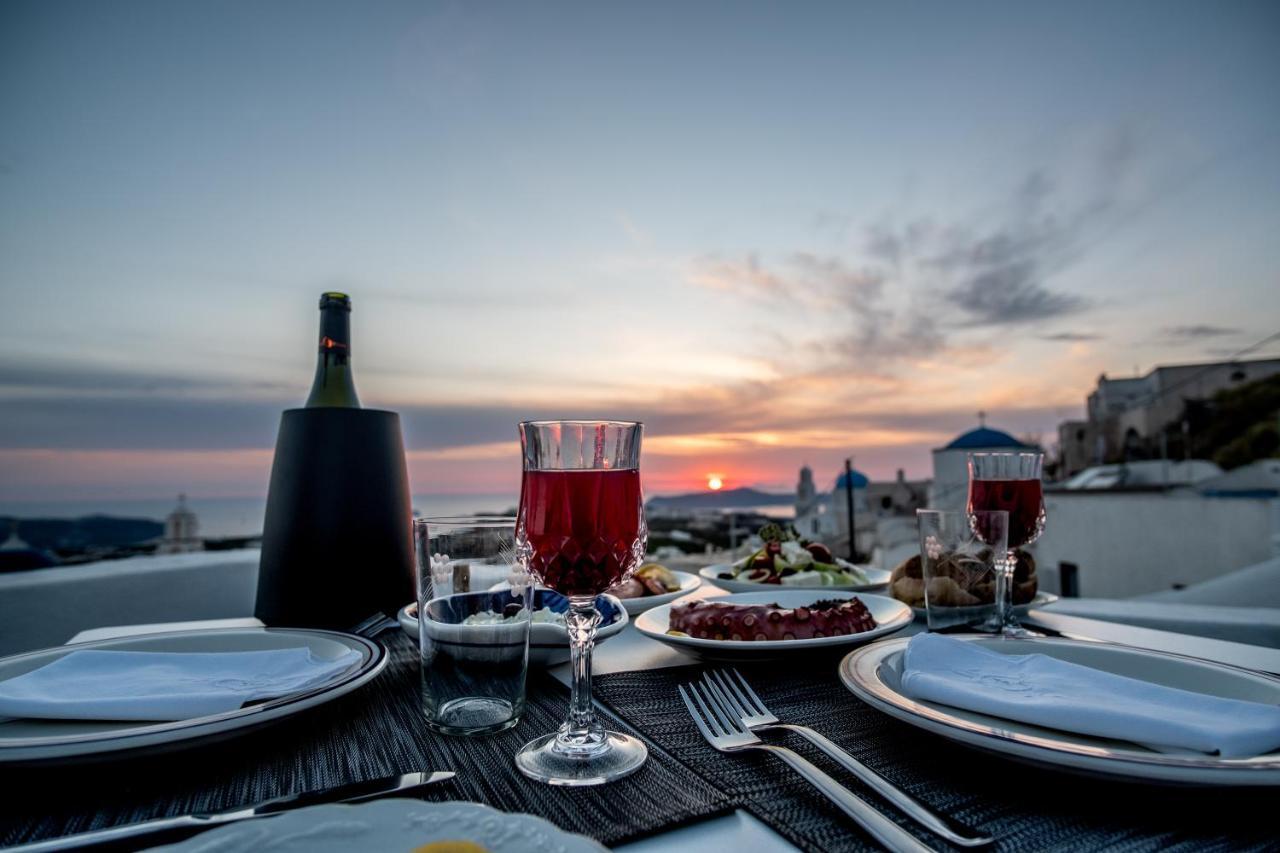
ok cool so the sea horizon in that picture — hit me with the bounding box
[0,492,798,539]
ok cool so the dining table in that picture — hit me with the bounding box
[2,581,1277,852]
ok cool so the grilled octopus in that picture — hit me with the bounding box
[668,597,877,641]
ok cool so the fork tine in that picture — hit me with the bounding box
[699,676,746,735]
[687,682,733,738]
[678,684,722,745]
[730,668,769,715]
[703,671,741,718]
[714,669,756,717]
[675,681,727,742]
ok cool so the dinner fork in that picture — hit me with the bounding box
[679,681,934,853]
[706,669,993,847]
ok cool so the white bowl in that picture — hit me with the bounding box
[634,589,911,661]
[611,569,702,615]
[398,589,628,667]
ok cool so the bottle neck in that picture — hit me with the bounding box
[306,307,361,408]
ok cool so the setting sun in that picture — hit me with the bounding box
[707,475,724,491]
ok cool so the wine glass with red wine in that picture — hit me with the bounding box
[513,420,649,785]
[966,452,1045,637]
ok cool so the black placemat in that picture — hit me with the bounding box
[593,661,1277,853]
[1,633,730,848]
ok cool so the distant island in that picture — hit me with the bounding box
[646,487,794,511]
[1,515,163,551]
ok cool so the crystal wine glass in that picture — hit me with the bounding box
[966,452,1045,638]
[513,420,649,785]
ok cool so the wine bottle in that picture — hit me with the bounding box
[305,291,361,408]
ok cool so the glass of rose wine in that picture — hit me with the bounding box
[966,452,1045,637]
[513,420,649,785]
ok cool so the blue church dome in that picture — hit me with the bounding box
[834,469,869,489]
[945,427,1028,450]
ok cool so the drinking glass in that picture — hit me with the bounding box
[966,452,1045,637]
[415,517,531,735]
[514,420,649,786]
[916,509,1008,633]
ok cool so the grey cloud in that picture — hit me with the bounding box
[945,260,1089,326]
[0,358,1077,461]
[1162,325,1241,340]
[1041,332,1103,342]
[0,361,219,394]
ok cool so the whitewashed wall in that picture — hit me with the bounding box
[928,448,971,511]
[0,549,260,654]
[1033,493,1274,598]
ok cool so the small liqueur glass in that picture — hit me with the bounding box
[916,509,1008,633]
[514,420,649,786]
[415,517,531,735]
[966,452,1046,638]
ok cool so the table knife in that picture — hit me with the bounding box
[6,771,456,852]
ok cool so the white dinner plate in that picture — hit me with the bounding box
[634,590,911,661]
[907,591,1059,619]
[398,589,628,667]
[0,628,385,765]
[839,636,1280,786]
[612,569,702,615]
[700,563,891,594]
[149,798,608,852]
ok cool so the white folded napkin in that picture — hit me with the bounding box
[900,633,1280,758]
[0,648,363,722]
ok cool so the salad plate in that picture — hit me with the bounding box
[839,636,1280,786]
[398,589,627,667]
[701,563,890,594]
[700,522,888,593]
[635,590,911,661]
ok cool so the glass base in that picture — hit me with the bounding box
[514,730,648,786]
[424,697,522,736]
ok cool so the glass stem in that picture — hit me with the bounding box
[997,550,1015,632]
[560,597,603,748]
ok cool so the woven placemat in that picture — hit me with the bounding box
[593,660,1276,853]
[1,633,730,848]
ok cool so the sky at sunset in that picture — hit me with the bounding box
[3,0,1279,503]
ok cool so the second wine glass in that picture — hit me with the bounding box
[966,451,1046,637]
[513,420,649,786]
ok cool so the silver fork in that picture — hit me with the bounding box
[706,669,993,848]
[679,681,934,853]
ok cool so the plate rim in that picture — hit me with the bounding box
[0,627,386,760]
[838,635,1280,781]
[908,590,1060,618]
[634,590,912,651]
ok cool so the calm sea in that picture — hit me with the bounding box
[0,495,519,539]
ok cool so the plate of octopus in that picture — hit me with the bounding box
[633,590,912,661]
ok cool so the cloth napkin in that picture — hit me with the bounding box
[900,633,1280,757]
[0,647,363,722]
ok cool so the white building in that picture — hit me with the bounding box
[156,494,203,554]
[929,422,1035,512]
[1061,460,1223,490]
[1034,490,1275,598]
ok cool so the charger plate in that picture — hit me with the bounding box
[839,636,1280,786]
[0,627,385,765]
